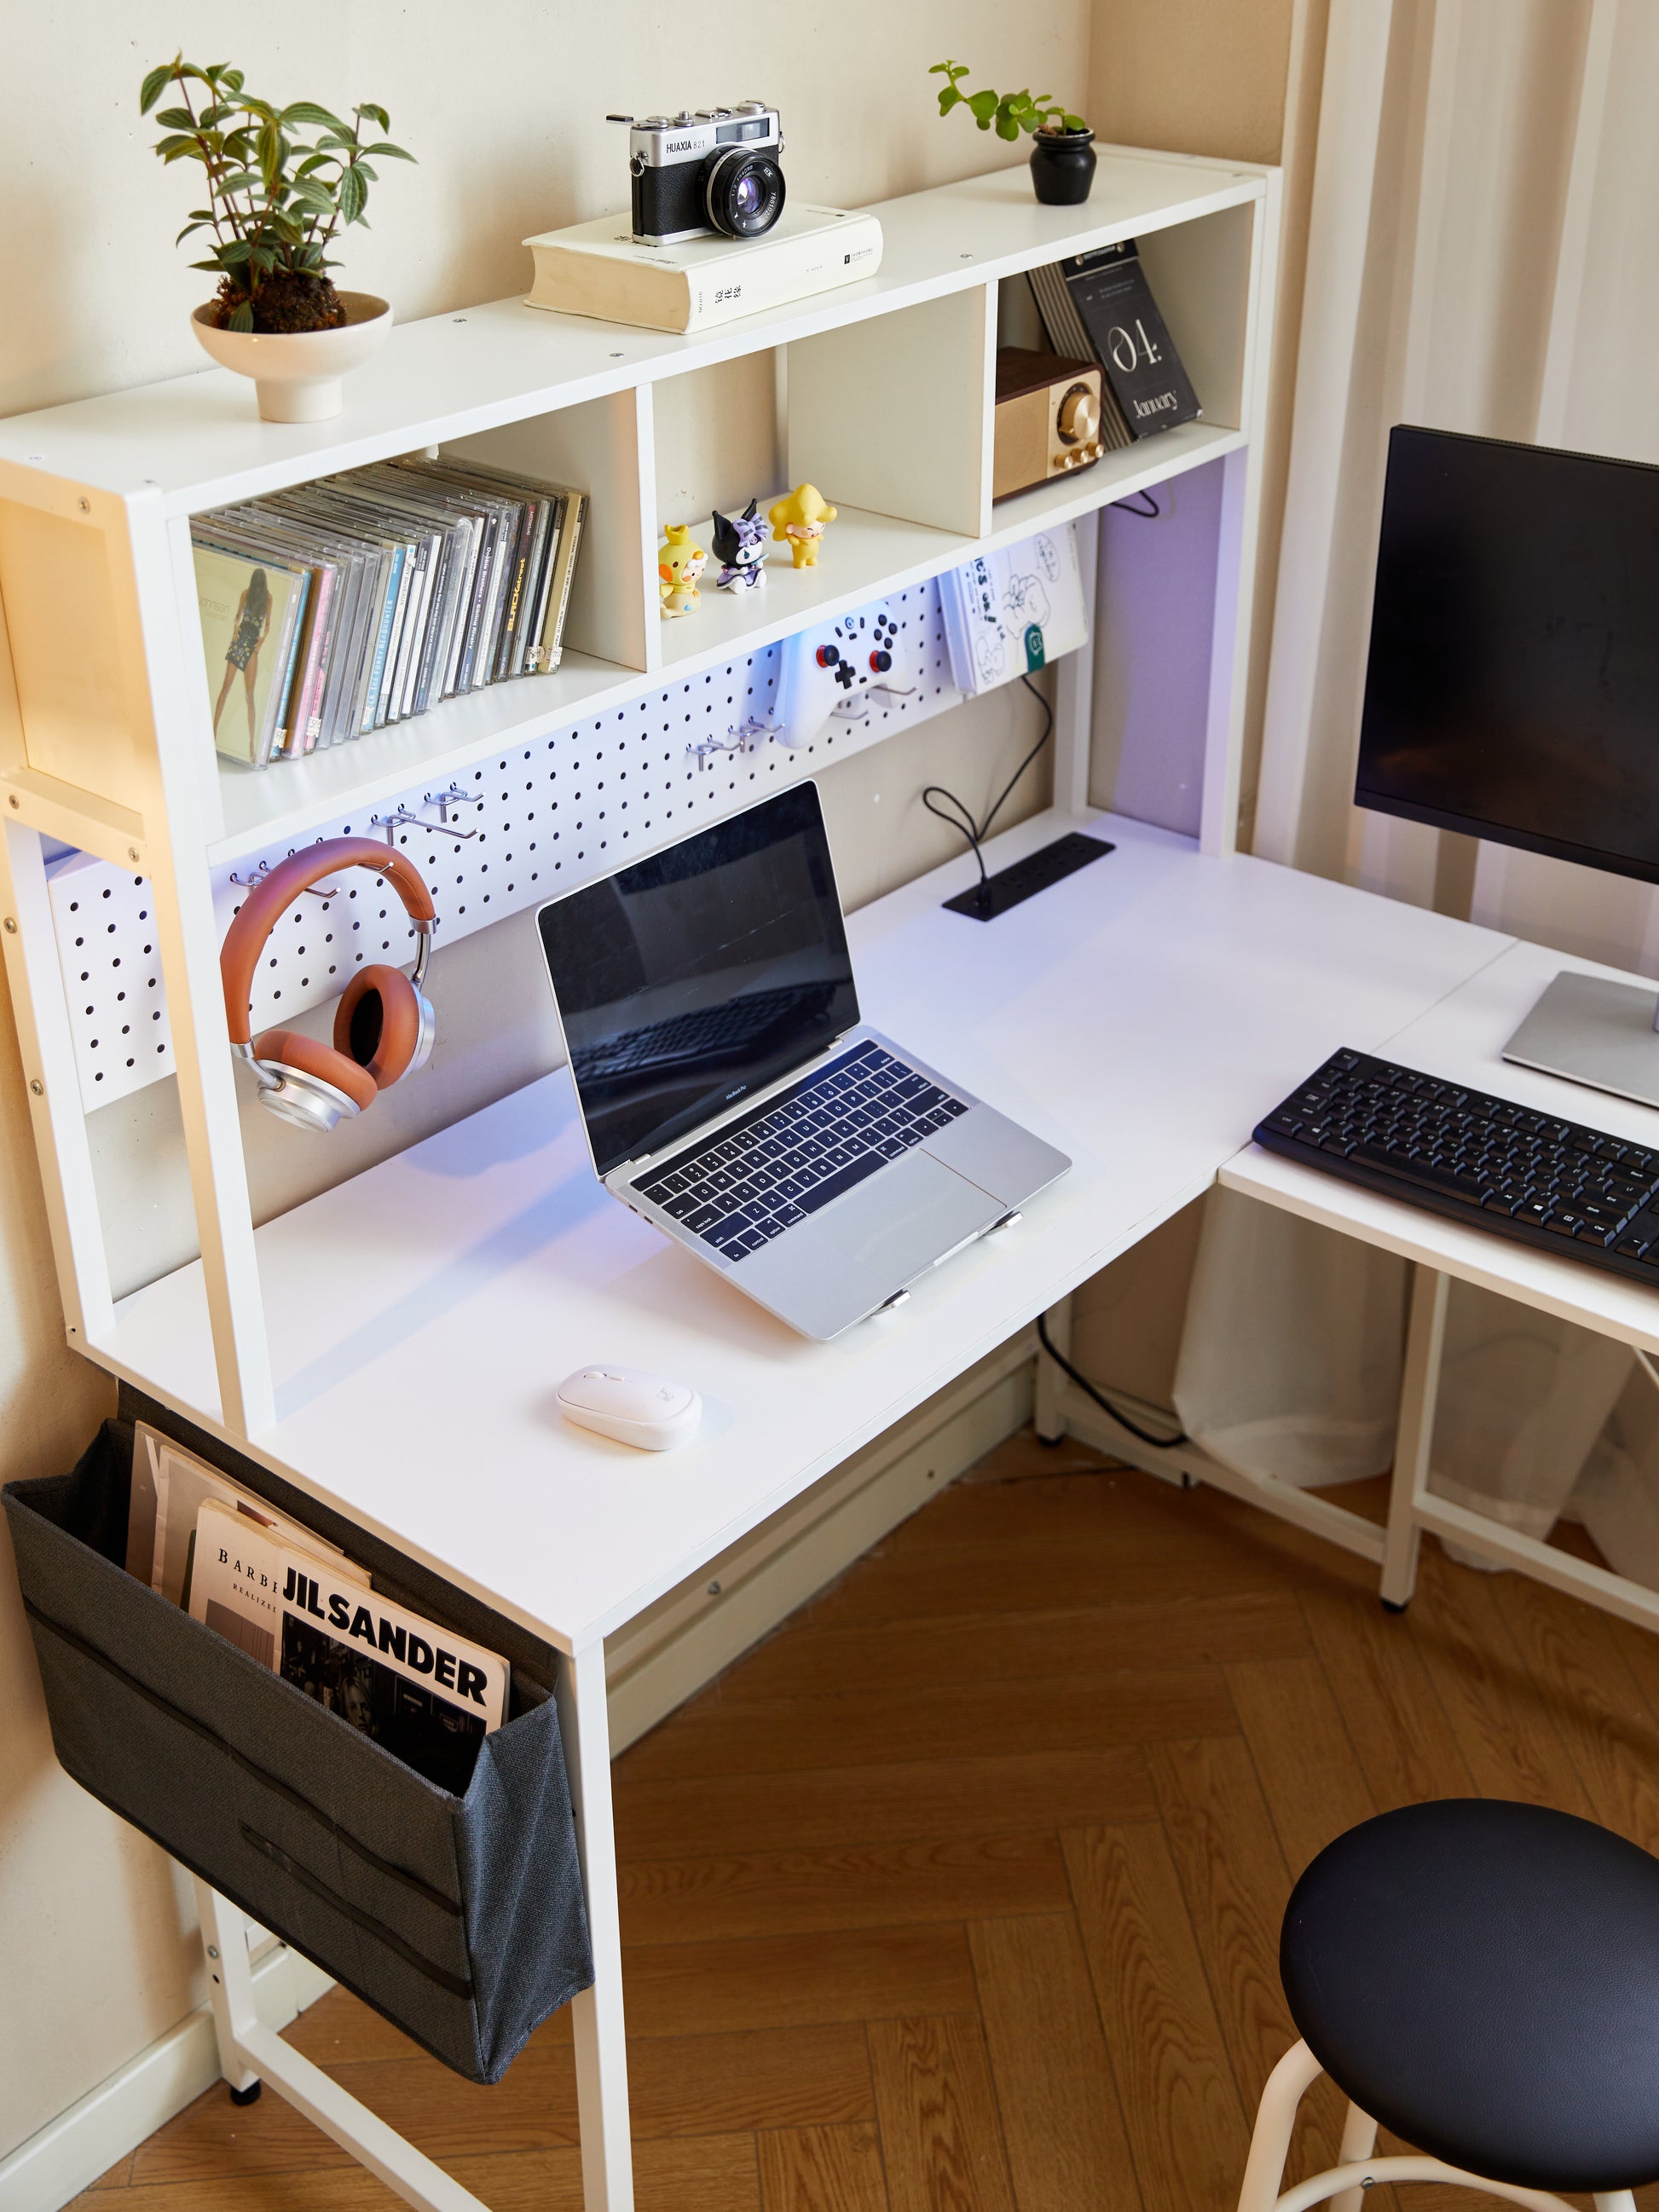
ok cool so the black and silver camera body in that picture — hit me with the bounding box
[607,103,786,247]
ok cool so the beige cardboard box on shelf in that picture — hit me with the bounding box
[523,203,884,334]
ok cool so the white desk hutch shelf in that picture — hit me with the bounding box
[0,147,1279,2212]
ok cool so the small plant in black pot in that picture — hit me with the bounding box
[929,61,1095,205]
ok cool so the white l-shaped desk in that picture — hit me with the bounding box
[95,806,1659,2212]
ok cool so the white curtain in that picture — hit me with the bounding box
[1175,0,1659,1585]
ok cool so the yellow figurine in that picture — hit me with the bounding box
[768,484,837,569]
[658,523,708,617]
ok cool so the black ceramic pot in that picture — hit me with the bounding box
[1030,127,1096,205]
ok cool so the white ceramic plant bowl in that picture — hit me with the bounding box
[190,292,392,423]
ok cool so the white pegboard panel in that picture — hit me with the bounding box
[49,575,972,1111]
[49,855,176,1106]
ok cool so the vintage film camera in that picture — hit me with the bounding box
[606,103,786,247]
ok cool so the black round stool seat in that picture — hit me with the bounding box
[1282,1800,1659,2193]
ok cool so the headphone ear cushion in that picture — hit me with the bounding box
[334,965,424,1089]
[251,1029,378,1114]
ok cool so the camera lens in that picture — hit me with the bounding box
[703,148,785,239]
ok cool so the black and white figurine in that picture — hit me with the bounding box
[711,500,769,592]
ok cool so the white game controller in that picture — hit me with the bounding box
[772,603,920,750]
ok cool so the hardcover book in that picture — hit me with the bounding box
[1028,243,1200,443]
[522,203,884,334]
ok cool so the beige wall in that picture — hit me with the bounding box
[1090,0,1298,166]
[4,2,1092,420]
[0,0,1097,2164]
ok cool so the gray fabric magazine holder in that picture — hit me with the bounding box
[3,1386,592,2084]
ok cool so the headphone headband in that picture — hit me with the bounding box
[222,835,437,1047]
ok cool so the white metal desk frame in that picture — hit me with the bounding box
[85,798,1519,2212]
[0,150,1281,2212]
[1038,938,1659,1650]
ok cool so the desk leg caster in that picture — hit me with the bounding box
[228,2080,263,2106]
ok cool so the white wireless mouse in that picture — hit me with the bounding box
[556,1365,702,1452]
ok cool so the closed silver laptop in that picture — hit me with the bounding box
[536,783,1070,1339]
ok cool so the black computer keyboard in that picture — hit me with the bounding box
[634,1039,969,1261]
[1254,1049,1659,1286]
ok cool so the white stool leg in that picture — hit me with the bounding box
[1239,2040,1324,2212]
[1592,2194,1637,2210]
[1328,2102,1377,2212]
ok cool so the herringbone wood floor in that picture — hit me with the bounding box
[72,1428,1659,2212]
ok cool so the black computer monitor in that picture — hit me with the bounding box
[1356,424,1659,1106]
[1357,424,1659,884]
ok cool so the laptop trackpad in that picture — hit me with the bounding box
[820,1150,1002,1285]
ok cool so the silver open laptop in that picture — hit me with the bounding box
[535,783,1070,1339]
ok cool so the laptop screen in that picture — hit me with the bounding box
[537,783,860,1175]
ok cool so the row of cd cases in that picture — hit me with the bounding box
[191,453,588,771]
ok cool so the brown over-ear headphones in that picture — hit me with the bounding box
[221,837,438,1133]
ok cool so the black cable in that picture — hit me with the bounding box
[923,673,1055,887]
[922,784,988,886]
[980,673,1053,846]
[1036,1312,1188,1451]
[1113,488,1162,519]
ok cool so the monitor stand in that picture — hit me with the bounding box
[1502,970,1659,1112]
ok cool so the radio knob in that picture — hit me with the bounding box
[1056,383,1100,446]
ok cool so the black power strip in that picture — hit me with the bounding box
[943,832,1115,921]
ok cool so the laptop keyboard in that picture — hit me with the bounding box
[634,1039,970,1260]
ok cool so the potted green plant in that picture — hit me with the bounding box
[929,61,1095,206]
[140,56,414,421]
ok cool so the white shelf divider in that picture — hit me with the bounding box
[786,280,997,537]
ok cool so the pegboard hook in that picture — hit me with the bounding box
[687,713,785,771]
[229,859,341,902]
[422,786,483,838]
[687,729,744,771]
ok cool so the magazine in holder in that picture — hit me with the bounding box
[3,1389,592,2084]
